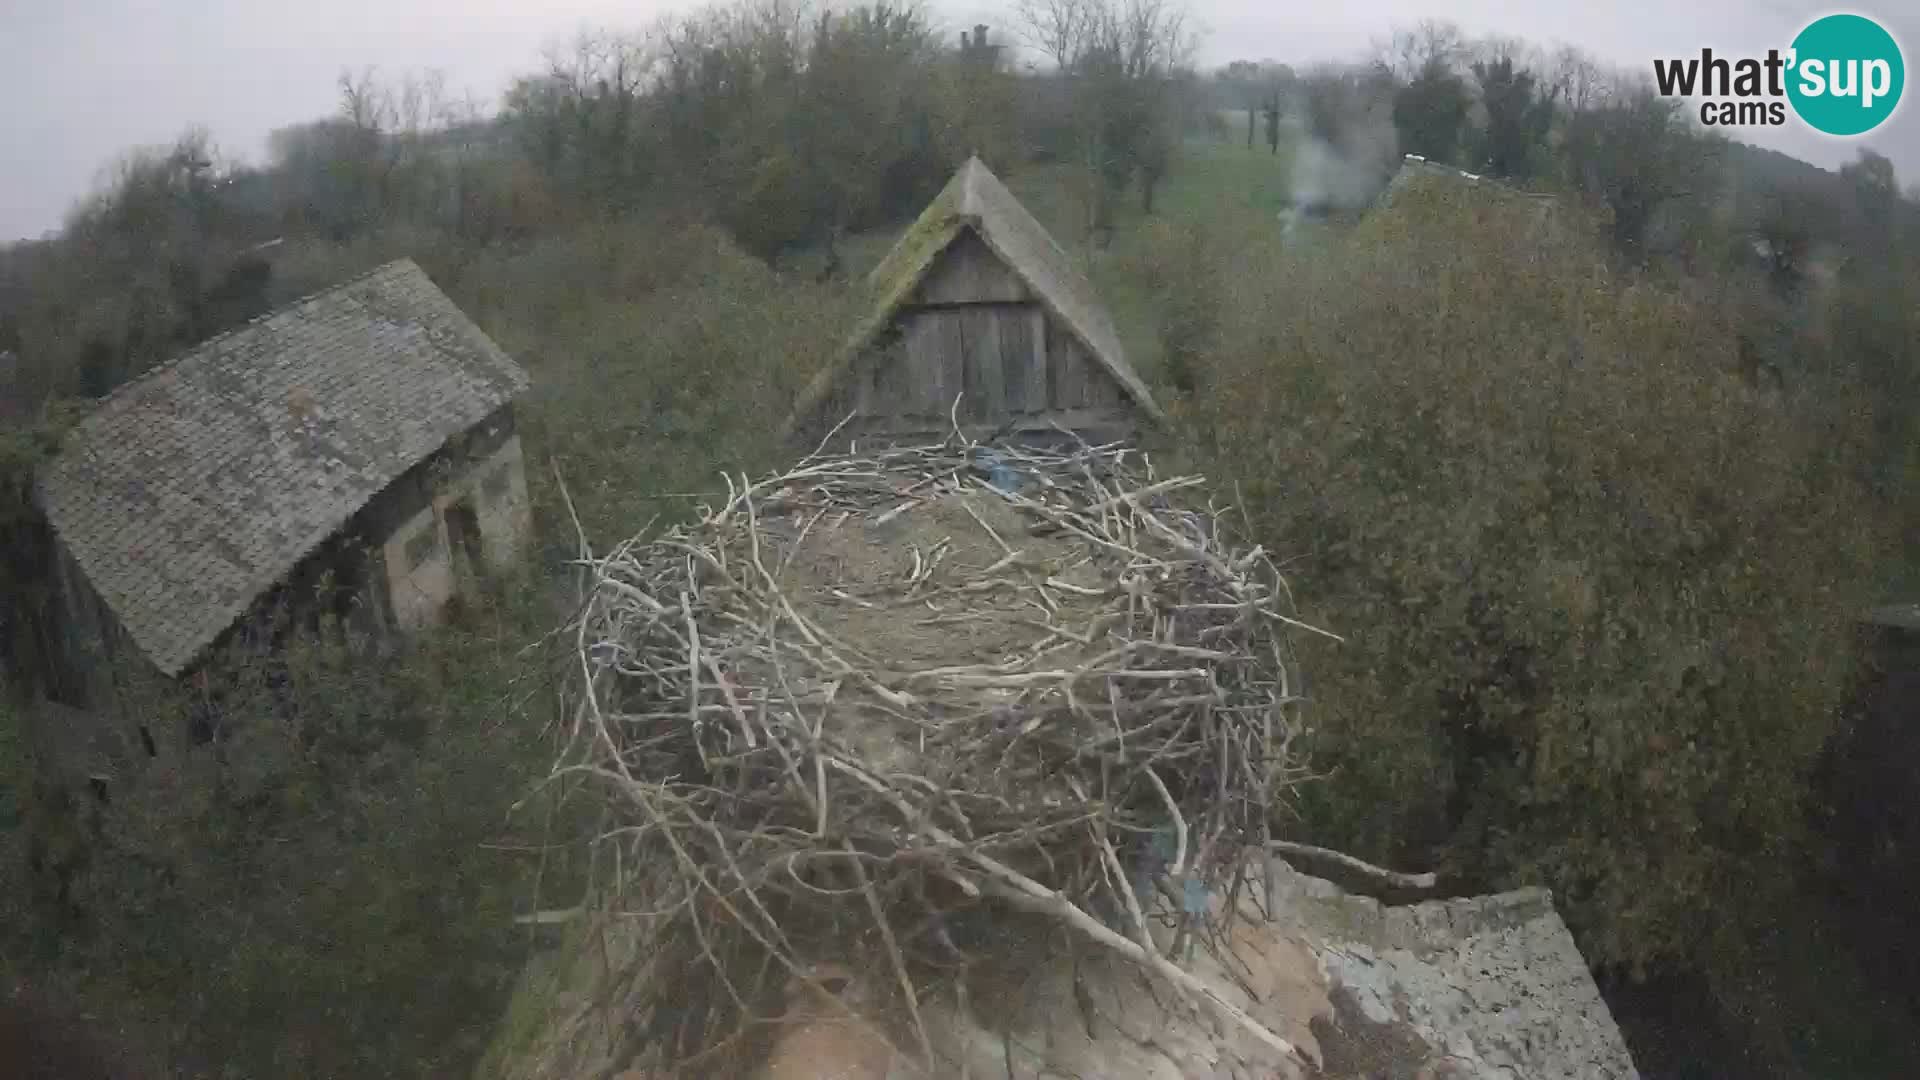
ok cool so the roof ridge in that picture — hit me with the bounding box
[959,156,982,215]
[80,257,422,409]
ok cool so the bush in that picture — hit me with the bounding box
[3,584,583,1078]
[1188,176,1889,979]
[459,220,861,545]
[1130,217,1220,397]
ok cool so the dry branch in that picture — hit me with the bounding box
[1269,840,1440,893]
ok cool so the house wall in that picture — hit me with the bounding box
[366,407,529,632]
[383,502,458,633]
[452,432,532,570]
[816,232,1137,446]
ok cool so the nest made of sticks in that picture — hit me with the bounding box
[553,434,1334,1075]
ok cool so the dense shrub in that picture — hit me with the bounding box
[2,585,583,1079]
[1188,176,1889,978]
[452,220,861,544]
[0,412,81,699]
[1129,217,1219,397]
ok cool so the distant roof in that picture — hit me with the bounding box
[788,156,1161,435]
[1388,154,1559,204]
[37,259,529,675]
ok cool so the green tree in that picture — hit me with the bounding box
[1562,84,1722,260]
[1191,175,1887,980]
[499,33,658,214]
[1392,57,1471,163]
[1840,148,1902,265]
[0,414,78,700]
[1471,54,1557,178]
[630,1,1006,261]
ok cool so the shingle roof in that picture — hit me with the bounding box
[37,259,529,676]
[787,157,1162,436]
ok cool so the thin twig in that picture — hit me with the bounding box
[846,839,936,1073]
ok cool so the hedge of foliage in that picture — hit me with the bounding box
[1182,177,1890,979]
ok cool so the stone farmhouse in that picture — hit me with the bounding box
[35,258,531,711]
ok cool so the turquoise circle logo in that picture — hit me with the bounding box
[1787,14,1905,136]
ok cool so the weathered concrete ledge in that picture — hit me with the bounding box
[1268,863,1640,1079]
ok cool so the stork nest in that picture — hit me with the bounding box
[551,435,1331,1076]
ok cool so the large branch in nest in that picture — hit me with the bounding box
[980,876,1311,1066]
[833,757,1308,1068]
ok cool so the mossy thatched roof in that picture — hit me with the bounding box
[787,157,1161,437]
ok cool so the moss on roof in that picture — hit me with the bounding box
[786,158,1161,438]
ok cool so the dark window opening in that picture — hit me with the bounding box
[445,500,483,578]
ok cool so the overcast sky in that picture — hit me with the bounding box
[2,1,1914,241]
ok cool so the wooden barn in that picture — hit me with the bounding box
[785,157,1162,447]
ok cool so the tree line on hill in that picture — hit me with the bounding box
[1201,21,1919,511]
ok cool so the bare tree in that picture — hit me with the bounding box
[1470,34,1540,71]
[1017,0,1196,240]
[338,67,395,136]
[332,67,467,223]
[1014,0,1097,72]
[504,28,659,203]
[1562,75,1723,259]
[1545,45,1606,116]
[1374,19,1464,83]
[1110,0,1193,78]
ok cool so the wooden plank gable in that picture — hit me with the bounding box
[802,214,1139,445]
[915,231,1029,306]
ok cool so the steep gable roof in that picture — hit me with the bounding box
[37,258,529,676]
[789,157,1161,436]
